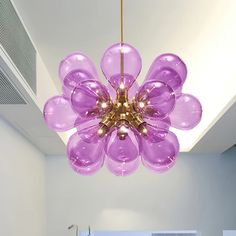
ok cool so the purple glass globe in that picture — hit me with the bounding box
[101,43,142,89]
[145,53,187,88]
[67,132,105,175]
[144,116,171,131]
[71,80,112,118]
[175,85,183,98]
[107,81,139,101]
[170,93,202,130]
[135,80,176,119]
[141,131,179,173]
[106,155,140,176]
[43,96,78,132]
[142,124,168,143]
[145,67,182,91]
[76,117,101,132]
[59,52,98,83]
[77,124,101,143]
[62,69,96,99]
[106,127,139,163]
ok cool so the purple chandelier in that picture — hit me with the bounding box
[43,1,202,176]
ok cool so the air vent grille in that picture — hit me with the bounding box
[0,69,26,104]
[0,0,36,93]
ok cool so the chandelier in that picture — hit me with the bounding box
[43,0,202,176]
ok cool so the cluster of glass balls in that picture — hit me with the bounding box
[43,43,202,176]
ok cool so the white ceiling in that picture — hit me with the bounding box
[10,0,236,152]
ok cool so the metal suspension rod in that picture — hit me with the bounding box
[120,0,125,88]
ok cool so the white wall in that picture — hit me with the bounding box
[224,231,236,236]
[45,150,236,236]
[0,117,46,236]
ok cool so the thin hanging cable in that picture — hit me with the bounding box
[120,0,124,44]
[120,0,125,88]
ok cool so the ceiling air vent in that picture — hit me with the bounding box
[0,0,36,93]
[0,68,26,104]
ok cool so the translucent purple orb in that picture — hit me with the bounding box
[62,69,95,99]
[43,96,78,132]
[67,132,105,176]
[101,43,142,89]
[106,155,140,176]
[59,52,98,83]
[106,128,139,163]
[146,67,182,91]
[146,53,187,87]
[71,80,111,118]
[170,93,202,130]
[141,131,179,173]
[135,80,176,119]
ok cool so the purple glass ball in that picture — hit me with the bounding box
[146,67,182,91]
[141,131,179,173]
[135,80,176,119]
[146,53,187,88]
[62,69,96,99]
[106,127,139,163]
[106,155,140,176]
[59,52,98,83]
[170,93,202,130]
[77,124,101,143]
[43,96,78,132]
[71,80,111,118]
[67,132,105,176]
[101,43,142,89]
[142,124,169,143]
[144,116,171,131]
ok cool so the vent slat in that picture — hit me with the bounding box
[0,0,36,94]
[0,69,26,104]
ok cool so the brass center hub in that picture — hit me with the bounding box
[98,88,147,139]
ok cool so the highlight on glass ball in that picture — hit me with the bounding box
[43,42,202,176]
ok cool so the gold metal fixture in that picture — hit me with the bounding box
[98,88,146,139]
